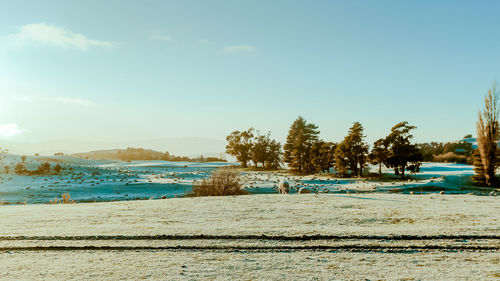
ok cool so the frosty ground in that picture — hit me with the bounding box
[0,154,491,205]
[0,193,498,280]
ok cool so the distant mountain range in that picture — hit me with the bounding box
[0,137,227,158]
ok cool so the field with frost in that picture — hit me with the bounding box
[0,194,498,280]
[0,154,495,205]
[1,155,498,279]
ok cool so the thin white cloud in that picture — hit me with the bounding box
[223,45,256,54]
[149,33,173,41]
[0,123,24,137]
[7,23,114,50]
[21,96,95,106]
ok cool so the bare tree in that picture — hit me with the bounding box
[475,83,500,186]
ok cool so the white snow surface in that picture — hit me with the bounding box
[0,194,499,280]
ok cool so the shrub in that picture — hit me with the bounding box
[50,193,76,204]
[35,162,51,175]
[190,168,247,197]
[434,152,468,164]
[14,163,27,175]
[54,164,63,173]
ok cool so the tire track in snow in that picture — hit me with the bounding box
[0,235,498,252]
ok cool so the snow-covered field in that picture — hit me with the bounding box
[1,250,498,280]
[0,194,498,280]
[1,155,499,279]
[1,194,498,236]
[0,154,492,205]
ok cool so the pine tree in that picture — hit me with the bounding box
[335,122,368,177]
[310,141,336,173]
[472,149,486,185]
[283,116,319,174]
[369,138,389,177]
[383,122,422,178]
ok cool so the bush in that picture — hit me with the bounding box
[434,152,469,164]
[50,193,76,204]
[35,162,51,175]
[14,163,27,175]
[54,164,63,173]
[190,168,247,197]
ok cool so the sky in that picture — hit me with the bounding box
[1,0,500,149]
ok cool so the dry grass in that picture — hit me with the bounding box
[190,168,247,197]
[50,193,76,204]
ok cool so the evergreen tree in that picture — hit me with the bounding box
[266,138,283,169]
[472,149,486,184]
[369,138,389,177]
[383,122,423,178]
[334,141,349,176]
[475,84,500,186]
[283,116,319,174]
[335,122,368,177]
[310,141,336,173]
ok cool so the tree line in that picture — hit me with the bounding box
[225,129,282,169]
[226,117,423,178]
[417,138,474,164]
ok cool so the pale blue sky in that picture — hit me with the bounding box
[1,0,499,146]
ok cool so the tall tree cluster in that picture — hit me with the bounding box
[226,128,282,169]
[225,128,255,168]
[226,117,424,178]
[367,122,422,178]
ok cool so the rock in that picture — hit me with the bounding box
[299,188,310,194]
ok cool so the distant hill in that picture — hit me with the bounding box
[71,148,226,162]
[0,137,227,158]
[71,149,126,161]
